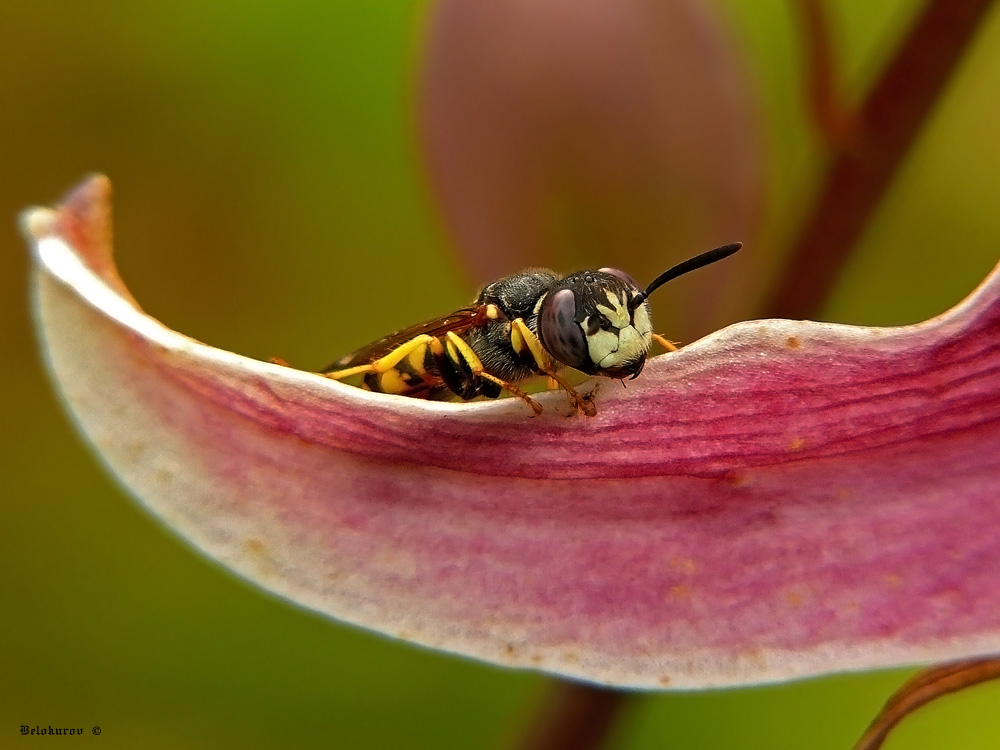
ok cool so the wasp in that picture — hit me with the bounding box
[322,242,742,416]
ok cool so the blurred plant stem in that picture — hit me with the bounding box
[513,682,630,750]
[511,0,997,748]
[763,0,997,319]
[794,0,855,149]
[852,659,1000,750]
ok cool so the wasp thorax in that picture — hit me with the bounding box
[538,269,653,378]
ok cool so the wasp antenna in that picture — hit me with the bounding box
[630,242,742,309]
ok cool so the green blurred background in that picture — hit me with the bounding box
[3,2,1000,748]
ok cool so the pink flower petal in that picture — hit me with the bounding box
[418,0,765,338]
[26,177,1000,689]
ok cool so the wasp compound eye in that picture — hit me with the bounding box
[539,289,589,371]
[597,267,640,289]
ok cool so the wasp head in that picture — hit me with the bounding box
[537,269,652,380]
[536,244,742,381]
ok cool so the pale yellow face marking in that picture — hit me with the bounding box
[633,303,653,337]
[595,290,631,328]
[585,293,653,370]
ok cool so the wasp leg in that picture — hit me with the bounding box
[479,372,542,416]
[652,333,679,352]
[436,335,484,400]
[322,334,439,381]
[444,332,542,416]
[509,319,596,417]
[323,363,373,380]
[509,318,549,369]
[539,368,597,417]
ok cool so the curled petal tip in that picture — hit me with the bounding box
[20,207,58,243]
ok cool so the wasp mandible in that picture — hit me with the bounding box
[322,243,742,416]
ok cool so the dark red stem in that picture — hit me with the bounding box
[513,681,631,750]
[761,0,997,319]
[853,658,1000,750]
[794,0,854,148]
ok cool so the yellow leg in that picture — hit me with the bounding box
[653,333,679,352]
[323,334,439,381]
[510,318,550,369]
[444,332,542,416]
[480,372,543,416]
[540,369,597,417]
[510,319,596,416]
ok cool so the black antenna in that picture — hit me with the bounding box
[629,242,742,310]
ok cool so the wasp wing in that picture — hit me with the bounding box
[322,305,488,372]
